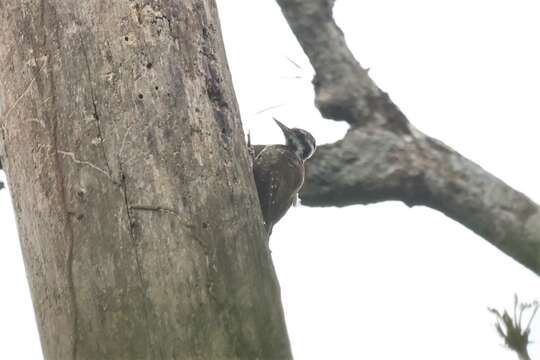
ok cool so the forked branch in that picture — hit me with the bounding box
[275,0,540,275]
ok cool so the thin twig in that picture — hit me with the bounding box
[254,103,286,115]
[284,55,302,70]
[524,302,539,332]
[514,294,519,328]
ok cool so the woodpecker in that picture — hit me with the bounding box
[251,118,316,235]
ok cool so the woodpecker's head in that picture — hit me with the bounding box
[273,118,316,161]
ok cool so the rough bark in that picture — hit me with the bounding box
[0,1,292,359]
[275,0,540,275]
[0,158,3,189]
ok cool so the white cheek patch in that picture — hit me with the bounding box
[290,137,304,159]
[292,137,302,149]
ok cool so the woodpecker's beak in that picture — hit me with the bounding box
[273,118,293,137]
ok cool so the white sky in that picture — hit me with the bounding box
[1,0,539,359]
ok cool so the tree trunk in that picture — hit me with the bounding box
[0,1,292,359]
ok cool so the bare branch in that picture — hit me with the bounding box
[275,0,540,275]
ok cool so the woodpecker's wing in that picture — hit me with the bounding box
[253,146,304,233]
[252,145,267,159]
